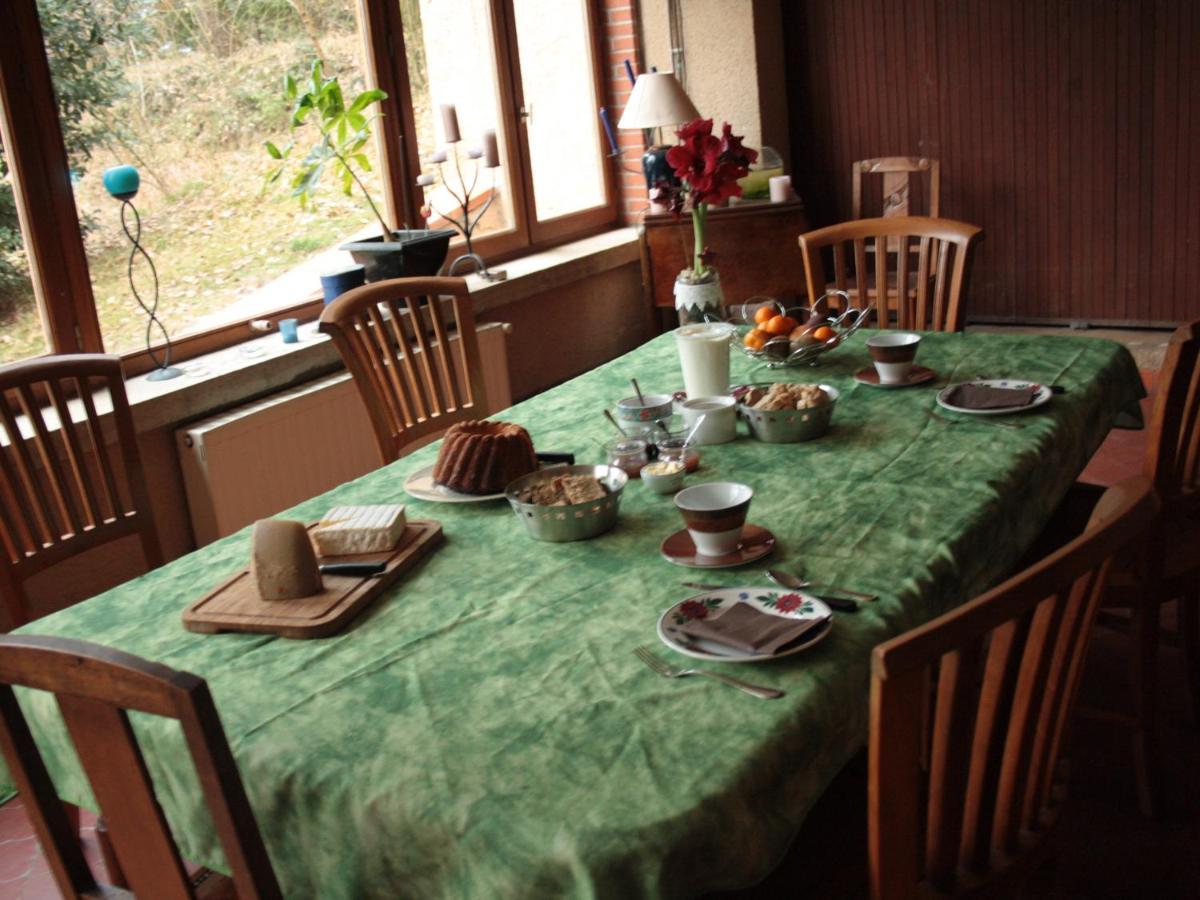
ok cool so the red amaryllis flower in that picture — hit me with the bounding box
[666,119,759,207]
[775,593,803,613]
[680,599,710,620]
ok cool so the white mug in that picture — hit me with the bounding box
[680,396,737,445]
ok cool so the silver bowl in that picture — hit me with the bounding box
[505,465,628,542]
[738,384,840,443]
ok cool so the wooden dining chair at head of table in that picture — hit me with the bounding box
[318,276,488,465]
[868,476,1158,900]
[798,216,982,332]
[0,355,162,631]
[0,635,283,900]
[852,157,941,221]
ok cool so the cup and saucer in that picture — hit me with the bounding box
[660,482,776,568]
[854,333,937,388]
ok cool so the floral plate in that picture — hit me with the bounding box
[656,588,833,663]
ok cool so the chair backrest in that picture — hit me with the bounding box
[1143,320,1200,506]
[798,216,982,331]
[851,157,941,220]
[868,477,1158,900]
[318,276,488,464]
[0,355,162,629]
[0,635,282,899]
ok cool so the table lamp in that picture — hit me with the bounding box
[617,72,700,193]
[102,164,182,381]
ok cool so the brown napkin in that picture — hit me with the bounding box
[945,383,1037,410]
[679,602,826,655]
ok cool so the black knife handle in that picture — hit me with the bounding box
[816,594,859,613]
[536,452,575,465]
[319,562,387,577]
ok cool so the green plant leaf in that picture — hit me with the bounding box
[284,74,297,100]
[265,140,283,160]
[353,154,372,172]
[348,89,387,115]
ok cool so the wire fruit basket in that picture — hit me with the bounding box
[733,290,870,369]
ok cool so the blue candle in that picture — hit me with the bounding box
[623,59,636,87]
[599,107,618,156]
[103,164,140,200]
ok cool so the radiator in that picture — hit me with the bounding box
[176,322,511,546]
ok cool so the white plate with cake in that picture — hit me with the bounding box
[405,420,540,503]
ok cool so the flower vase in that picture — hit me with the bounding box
[673,271,725,326]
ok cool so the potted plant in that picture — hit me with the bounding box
[655,119,758,324]
[265,62,454,282]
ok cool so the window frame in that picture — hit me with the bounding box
[0,0,617,375]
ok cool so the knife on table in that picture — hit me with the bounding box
[319,562,387,577]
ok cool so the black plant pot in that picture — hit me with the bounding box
[340,229,455,283]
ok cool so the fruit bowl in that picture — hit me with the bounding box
[734,290,870,368]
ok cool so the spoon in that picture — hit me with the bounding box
[681,582,858,613]
[604,409,628,438]
[766,569,878,603]
[682,413,707,448]
[631,378,646,405]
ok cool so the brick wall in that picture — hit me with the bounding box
[601,0,649,223]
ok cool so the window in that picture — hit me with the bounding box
[0,0,616,372]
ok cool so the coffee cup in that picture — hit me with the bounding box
[866,333,922,384]
[680,396,737,444]
[674,481,753,557]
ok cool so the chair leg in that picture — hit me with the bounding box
[1131,603,1161,818]
[63,801,80,835]
[96,817,128,888]
[1180,592,1200,725]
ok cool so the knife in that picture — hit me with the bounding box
[536,452,576,465]
[319,562,387,577]
[679,582,859,613]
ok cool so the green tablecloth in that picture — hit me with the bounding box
[5,330,1142,898]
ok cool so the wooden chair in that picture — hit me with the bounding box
[0,355,162,630]
[798,216,982,331]
[318,277,488,464]
[0,634,282,898]
[851,157,941,221]
[1046,320,1200,817]
[869,476,1158,899]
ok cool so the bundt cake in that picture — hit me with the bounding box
[432,420,538,494]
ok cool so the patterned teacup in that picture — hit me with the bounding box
[674,481,753,557]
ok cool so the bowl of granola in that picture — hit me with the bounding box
[738,382,840,443]
[505,465,628,541]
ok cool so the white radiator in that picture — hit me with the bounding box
[176,322,511,546]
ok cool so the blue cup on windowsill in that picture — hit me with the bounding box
[320,265,366,304]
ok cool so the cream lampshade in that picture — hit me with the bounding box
[617,72,699,130]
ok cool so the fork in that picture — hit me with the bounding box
[925,409,1025,430]
[634,647,784,700]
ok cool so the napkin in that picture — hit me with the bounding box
[679,602,826,655]
[945,383,1037,410]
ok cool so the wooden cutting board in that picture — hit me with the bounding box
[182,519,443,638]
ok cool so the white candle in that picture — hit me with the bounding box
[440,104,461,143]
[482,129,500,168]
[466,148,483,160]
[769,175,794,203]
[429,149,447,164]
[416,174,435,187]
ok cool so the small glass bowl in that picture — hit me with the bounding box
[655,436,701,473]
[606,438,649,478]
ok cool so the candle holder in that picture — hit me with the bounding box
[417,119,507,283]
[102,165,183,381]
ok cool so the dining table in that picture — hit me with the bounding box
[0,328,1144,898]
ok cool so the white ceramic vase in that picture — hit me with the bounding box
[673,271,725,326]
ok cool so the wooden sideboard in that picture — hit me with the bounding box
[638,199,811,328]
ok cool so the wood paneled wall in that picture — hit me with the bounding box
[782,0,1200,326]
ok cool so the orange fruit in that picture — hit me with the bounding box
[812,325,837,342]
[754,305,775,326]
[743,328,768,350]
[764,315,799,336]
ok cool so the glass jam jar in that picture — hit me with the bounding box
[607,439,649,478]
[655,436,700,473]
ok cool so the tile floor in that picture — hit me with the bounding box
[0,330,1180,897]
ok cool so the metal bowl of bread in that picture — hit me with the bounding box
[505,465,628,542]
[738,382,840,443]
[735,290,870,369]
